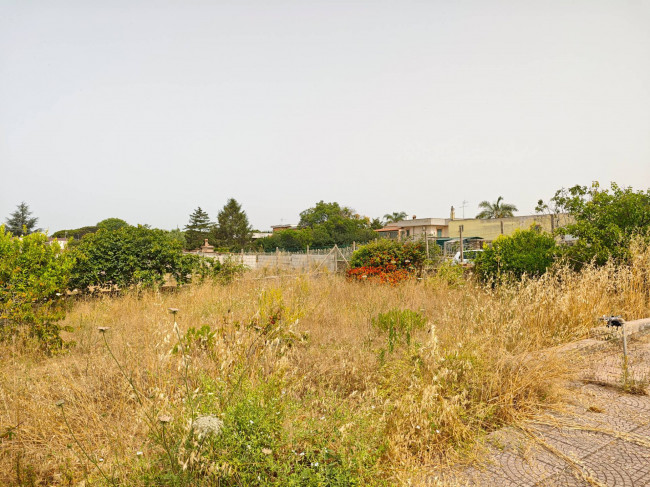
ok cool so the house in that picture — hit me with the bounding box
[271,224,298,233]
[377,208,569,242]
[376,216,449,240]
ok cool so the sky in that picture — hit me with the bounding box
[1,0,649,232]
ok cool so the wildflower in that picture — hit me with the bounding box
[55,399,65,407]
[158,415,172,424]
[249,420,254,424]
[436,429,441,434]
[193,415,224,439]
[168,308,179,315]
[262,448,272,455]
[98,327,109,333]
[136,451,143,456]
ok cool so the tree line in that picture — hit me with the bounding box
[5,195,525,253]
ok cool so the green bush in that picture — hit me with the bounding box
[69,226,186,291]
[175,253,222,284]
[258,228,314,252]
[540,182,650,267]
[0,225,74,349]
[349,239,426,270]
[474,228,558,282]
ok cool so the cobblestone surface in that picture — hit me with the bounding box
[457,335,650,487]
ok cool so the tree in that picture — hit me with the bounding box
[476,196,518,219]
[474,228,557,282]
[299,201,354,227]
[97,218,130,231]
[538,182,650,266]
[5,202,41,236]
[184,207,212,250]
[52,226,98,240]
[383,211,408,224]
[298,201,376,247]
[370,218,384,230]
[214,198,252,251]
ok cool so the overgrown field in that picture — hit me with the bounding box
[1,245,649,486]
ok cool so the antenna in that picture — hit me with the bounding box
[460,200,468,219]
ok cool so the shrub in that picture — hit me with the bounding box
[539,182,650,267]
[347,239,425,284]
[174,253,223,285]
[474,228,558,282]
[68,226,186,291]
[0,225,74,349]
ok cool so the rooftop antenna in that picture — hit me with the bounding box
[460,200,468,219]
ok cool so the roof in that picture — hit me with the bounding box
[390,217,448,228]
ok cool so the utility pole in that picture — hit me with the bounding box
[425,231,429,260]
[461,200,468,219]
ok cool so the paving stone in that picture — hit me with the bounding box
[452,335,650,487]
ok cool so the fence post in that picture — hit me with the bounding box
[459,225,464,263]
[425,235,429,260]
[622,320,629,387]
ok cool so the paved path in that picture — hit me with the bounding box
[451,327,650,487]
[463,383,650,486]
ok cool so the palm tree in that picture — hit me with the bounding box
[383,211,408,224]
[476,197,518,219]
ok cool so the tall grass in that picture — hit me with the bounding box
[1,243,648,485]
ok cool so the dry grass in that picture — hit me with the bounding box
[1,243,649,485]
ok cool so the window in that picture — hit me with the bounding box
[437,229,442,237]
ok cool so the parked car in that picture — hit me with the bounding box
[452,249,483,265]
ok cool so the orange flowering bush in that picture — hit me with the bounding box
[347,240,425,284]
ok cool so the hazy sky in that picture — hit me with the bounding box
[2,1,649,232]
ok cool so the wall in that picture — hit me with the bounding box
[446,213,571,240]
[194,247,353,272]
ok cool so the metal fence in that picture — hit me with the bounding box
[442,238,491,258]
[189,245,353,272]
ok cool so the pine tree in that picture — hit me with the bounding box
[184,207,212,250]
[5,202,41,236]
[214,199,252,251]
